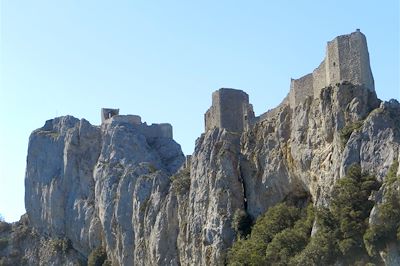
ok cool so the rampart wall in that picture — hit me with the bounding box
[101,111,173,139]
[289,30,375,109]
[289,74,313,107]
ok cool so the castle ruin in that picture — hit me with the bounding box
[205,88,256,133]
[101,109,173,139]
[101,31,375,136]
[289,29,374,108]
[203,30,375,133]
[101,108,120,123]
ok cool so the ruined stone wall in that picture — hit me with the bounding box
[138,123,173,139]
[289,73,313,108]
[101,109,172,139]
[243,104,257,131]
[205,91,221,131]
[338,31,374,91]
[219,89,249,132]
[358,33,375,91]
[204,88,254,132]
[289,30,374,108]
[108,115,142,125]
[325,37,341,87]
[325,31,374,91]
[312,60,326,98]
[101,108,120,123]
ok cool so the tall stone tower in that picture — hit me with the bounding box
[289,30,375,109]
[325,29,374,91]
[205,88,255,133]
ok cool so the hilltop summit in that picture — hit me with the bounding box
[1,31,399,265]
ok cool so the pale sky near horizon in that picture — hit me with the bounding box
[0,1,399,222]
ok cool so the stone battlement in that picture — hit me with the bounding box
[101,109,173,139]
[289,30,374,108]
[205,88,256,132]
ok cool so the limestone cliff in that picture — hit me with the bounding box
[1,30,399,265]
[22,116,185,265]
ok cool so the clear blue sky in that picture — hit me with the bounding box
[0,1,399,222]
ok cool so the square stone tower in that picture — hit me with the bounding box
[289,30,375,109]
[325,29,374,91]
[205,88,255,132]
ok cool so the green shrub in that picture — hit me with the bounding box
[0,221,11,233]
[0,237,8,251]
[227,203,303,265]
[339,120,364,146]
[251,203,301,244]
[170,167,191,194]
[290,228,337,266]
[364,160,400,256]
[227,237,267,266]
[228,165,382,265]
[12,224,30,242]
[88,247,107,266]
[330,165,380,257]
[265,205,314,265]
[397,226,400,240]
[50,238,72,253]
[231,209,252,238]
[385,160,399,185]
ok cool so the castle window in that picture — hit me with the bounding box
[333,62,336,67]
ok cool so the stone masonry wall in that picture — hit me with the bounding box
[138,123,173,139]
[102,111,173,139]
[325,37,341,87]
[204,88,255,132]
[312,60,327,98]
[289,74,313,108]
[338,31,374,91]
[101,108,119,123]
[289,30,374,108]
[205,91,221,132]
[326,30,374,91]
[219,89,249,132]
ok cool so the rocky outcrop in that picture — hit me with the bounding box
[178,129,245,265]
[17,86,400,265]
[24,115,185,265]
[9,31,400,265]
[0,215,85,266]
[240,83,391,218]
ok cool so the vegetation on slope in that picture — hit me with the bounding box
[227,163,400,265]
[364,161,400,257]
[170,167,191,194]
[88,246,110,266]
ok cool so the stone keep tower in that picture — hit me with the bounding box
[324,29,374,91]
[205,88,255,133]
[289,30,375,108]
[101,108,119,123]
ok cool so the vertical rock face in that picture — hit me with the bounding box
[179,129,245,265]
[21,31,400,265]
[240,84,397,221]
[25,116,102,256]
[94,119,184,265]
[25,115,185,265]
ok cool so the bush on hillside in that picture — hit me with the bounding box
[88,247,107,266]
